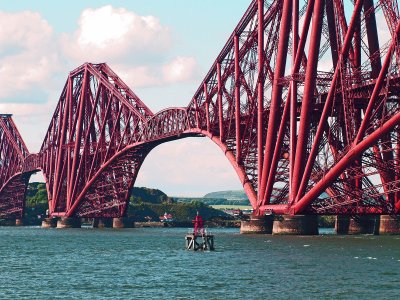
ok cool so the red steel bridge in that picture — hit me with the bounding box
[1,0,400,220]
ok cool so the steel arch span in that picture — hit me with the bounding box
[1,0,400,219]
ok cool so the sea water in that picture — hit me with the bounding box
[0,227,399,299]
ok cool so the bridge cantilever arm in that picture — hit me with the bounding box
[293,112,400,214]
[294,0,366,203]
[0,118,26,158]
[353,20,400,145]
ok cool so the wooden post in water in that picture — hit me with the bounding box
[185,233,214,251]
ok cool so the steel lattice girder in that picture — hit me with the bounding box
[1,0,400,219]
[0,115,30,219]
[187,0,400,216]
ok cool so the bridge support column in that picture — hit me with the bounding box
[336,215,379,234]
[349,216,379,234]
[240,215,273,234]
[15,219,24,226]
[93,218,113,228]
[273,215,319,235]
[379,215,400,234]
[41,218,57,228]
[57,217,81,229]
[335,215,350,235]
[113,217,134,228]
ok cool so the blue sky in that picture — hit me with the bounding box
[0,0,250,196]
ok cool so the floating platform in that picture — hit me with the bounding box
[185,234,214,251]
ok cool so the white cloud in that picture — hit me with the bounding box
[375,9,392,49]
[110,55,199,89]
[0,11,60,100]
[318,59,334,72]
[0,102,56,151]
[162,56,198,83]
[136,138,243,196]
[59,5,200,89]
[0,11,52,49]
[61,5,172,64]
[78,6,134,48]
[112,65,160,88]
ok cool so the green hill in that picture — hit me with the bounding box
[173,190,250,206]
[24,184,173,205]
[203,190,248,201]
[21,183,230,224]
[130,187,172,204]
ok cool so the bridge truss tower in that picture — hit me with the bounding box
[187,0,400,216]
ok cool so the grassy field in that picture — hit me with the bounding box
[211,205,253,210]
